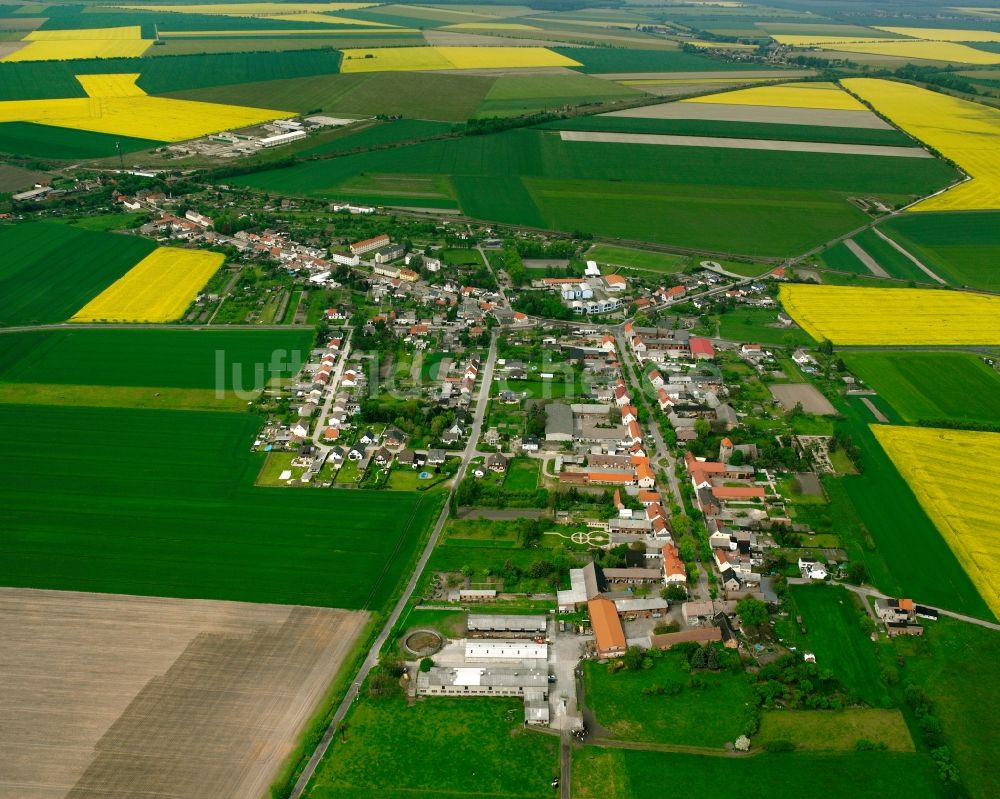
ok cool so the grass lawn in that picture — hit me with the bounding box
[895,616,1000,799]
[833,396,992,619]
[583,654,756,748]
[504,458,541,492]
[718,307,814,346]
[756,709,913,751]
[572,747,944,799]
[441,247,483,266]
[0,404,440,611]
[585,243,687,274]
[788,585,890,708]
[842,351,1000,426]
[304,697,558,799]
[255,451,304,486]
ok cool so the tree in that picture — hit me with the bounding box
[694,417,711,439]
[844,561,869,585]
[661,584,687,601]
[737,597,769,630]
[818,338,833,356]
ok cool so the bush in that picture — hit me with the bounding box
[419,657,434,673]
[765,740,796,753]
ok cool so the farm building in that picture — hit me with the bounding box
[464,641,547,664]
[588,597,627,659]
[467,615,548,637]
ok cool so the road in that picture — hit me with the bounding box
[289,331,499,799]
[310,328,352,449]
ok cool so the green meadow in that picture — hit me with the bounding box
[0,404,439,610]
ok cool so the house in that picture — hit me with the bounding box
[484,427,500,446]
[798,558,828,581]
[485,453,509,473]
[719,566,742,592]
[521,435,540,452]
[290,418,310,438]
[589,597,627,658]
[383,427,405,448]
[348,445,365,461]
[875,597,915,624]
[372,447,393,467]
[374,243,406,264]
[662,543,687,585]
[427,449,446,465]
[322,427,340,441]
[714,612,739,648]
[397,448,417,467]
[329,446,345,463]
[359,429,378,445]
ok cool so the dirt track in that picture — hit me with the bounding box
[604,101,893,129]
[558,129,929,157]
[0,588,367,799]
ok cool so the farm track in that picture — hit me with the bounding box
[288,331,499,799]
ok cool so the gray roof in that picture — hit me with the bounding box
[417,666,548,690]
[545,402,574,438]
[467,615,548,633]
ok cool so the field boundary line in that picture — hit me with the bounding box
[843,238,890,278]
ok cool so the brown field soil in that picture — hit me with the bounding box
[0,587,367,799]
[769,383,837,415]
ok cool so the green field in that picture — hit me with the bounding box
[168,71,494,121]
[554,47,774,74]
[504,457,540,492]
[756,709,914,751]
[851,229,935,283]
[718,307,815,346]
[820,240,873,275]
[0,49,342,101]
[233,128,955,256]
[787,585,890,707]
[0,328,313,391]
[842,351,1000,426]
[897,617,1000,799]
[0,122,160,159]
[544,115,916,146]
[0,404,439,610]
[878,211,1000,291]
[0,222,156,326]
[476,73,643,117]
[586,243,686,273]
[583,654,756,747]
[833,396,993,619]
[304,697,558,799]
[572,747,944,799]
[299,119,455,156]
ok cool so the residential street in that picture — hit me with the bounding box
[289,331,498,799]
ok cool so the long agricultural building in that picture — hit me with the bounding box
[467,614,548,636]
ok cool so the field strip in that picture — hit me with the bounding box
[844,238,890,276]
[557,129,930,157]
[602,101,892,128]
[592,69,817,80]
[871,227,947,284]
[0,587,368,799]
[0,382,249,412]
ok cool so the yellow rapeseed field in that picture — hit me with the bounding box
[874,26,1000,42]
[260,13,397,26]
[0,73,290,141]
[873,425,1000,617]
[683,81,867,111]
[159,28,413,36]
[842,78,1000,211]
[778,285,1000,345]
[72,248,225,323]
[339,46,581,73]
[25,26,143,40]
[833,39,1000,64]
[3,39,152,62]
